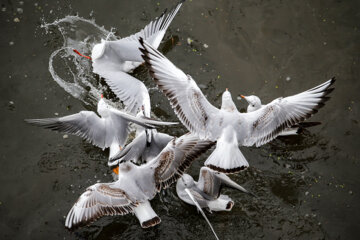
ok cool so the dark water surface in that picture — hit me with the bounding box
[1,0,359,239]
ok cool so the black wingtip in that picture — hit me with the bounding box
[330,76,336,84]
[139,36,144,45]
[206,164,248,174]
[141,216,161,228]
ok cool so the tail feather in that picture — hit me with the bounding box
[205,129,248,174]
[133,201,161,228]
[208,194,234,211]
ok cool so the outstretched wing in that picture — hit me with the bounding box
[240,78,335,147]
[121,0,184,49]
[109,131,148,164]
[25,111,107,149]
[94,0,183,64]
[103,70,151,115]
[197,167,253,197]
[144,133,215,192]
[65,182,139,229]
[140,39,221,140]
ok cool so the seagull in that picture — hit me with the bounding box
[241,95,321,136]
[176,167,254,240]
[64,133,214,229]
[109,130,173,165]
[25,95,177,159]
[71,1,183,150]
[89,0,184,116]
[176,166,254,212]
[139,38,335,173]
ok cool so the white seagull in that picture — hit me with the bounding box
[89,0,184,116]
[109,130,173,165]
[25,95,177,159]
[241,95,321,136]
[176,167,254,240]
[177,166,254,212]
[139,38,335,173]
[64,133,214,229]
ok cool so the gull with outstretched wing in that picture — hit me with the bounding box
[241,95,321,136]
[139,38,335,173]
[25,95,177,160]
[90,0,184,116]
[64,133,214,229]
[177,166,254,212]
[109,129,173,166]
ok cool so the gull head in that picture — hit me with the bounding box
[118,162,133,173]
[178,174,195,189]
[241,95,261,112]
[221,89,237,112]
[97,95,110,118]
[91,39,106,60]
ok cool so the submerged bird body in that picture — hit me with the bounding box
[140,38,335,173]
[64,133,214,229]
[176,167,252,211]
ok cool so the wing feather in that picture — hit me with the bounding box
[140,39,221,140]
[121,0,184,48]
[25,111,107,149]
[145,133,215,192]
[65,183,139,229]
[240,78,335,147]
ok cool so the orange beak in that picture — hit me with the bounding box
[100,94,104,98]
[240,95,245,99]
[112,166,119,175]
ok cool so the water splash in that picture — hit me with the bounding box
[42,16,118,106]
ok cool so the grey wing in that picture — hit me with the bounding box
[144,133,215,192]
[65,182,139,229]
[102,70,151,115]
[181,187,213,208]
[197,167,222,198]
[25,111,107,149]
[141,132,173,163]
[109,131,147,164]
[99,0,183,63]
[109,108,177,129]
[109,132,173,166]
[140,39,222,140]
[198,167,252,196]
[240,78,335,147]
[120,1,183,49]
[149,132,173,154]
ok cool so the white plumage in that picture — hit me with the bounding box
[140,38,335,173]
